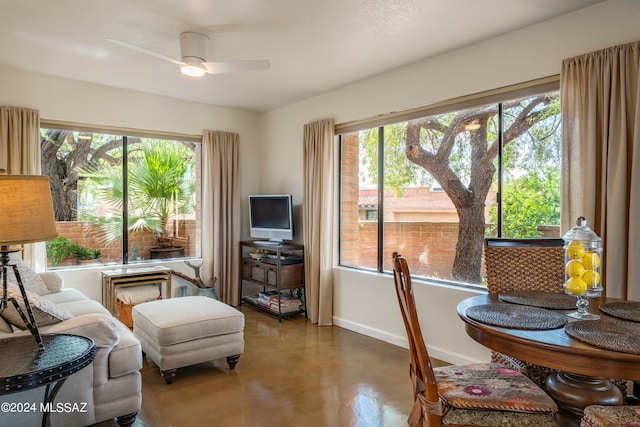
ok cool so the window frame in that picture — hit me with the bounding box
[337,77,561,284]
[41,120,203,268]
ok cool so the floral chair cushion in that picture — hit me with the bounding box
[434,363,558,413]
[581,405,640,427]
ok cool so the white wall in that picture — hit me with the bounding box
[333,268,491,365]
[260,0,640,364]
[0,65,263,301]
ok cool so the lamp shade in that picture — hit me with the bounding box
[0,175,58,245]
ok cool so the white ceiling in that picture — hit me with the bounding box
[0,0,603,112]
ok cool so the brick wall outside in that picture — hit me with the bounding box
[340,132,371,266]
[344,220,559,283]
[53,219,198,265]
[384,221,460,280]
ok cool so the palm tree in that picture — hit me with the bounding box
[82,140,196,254]
[128,142,195,248]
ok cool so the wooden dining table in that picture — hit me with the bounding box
[457,293,640,427]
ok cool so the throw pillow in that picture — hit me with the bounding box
[0,316,13,333]
[38,272,63,293]
[5,253,50,295]
[1,287,73,329]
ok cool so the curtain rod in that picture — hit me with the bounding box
[41,119,202,143]
[335,75,560,134]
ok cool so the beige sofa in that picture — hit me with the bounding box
[0,263,142,427]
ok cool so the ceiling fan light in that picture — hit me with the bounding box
[181,63,205,77]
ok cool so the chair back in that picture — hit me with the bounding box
[392,252,441,424]
[484,238,564,294]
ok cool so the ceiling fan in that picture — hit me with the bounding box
[107,32,270,77]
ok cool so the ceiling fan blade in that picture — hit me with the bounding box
[107,38,185,66]
[203,60,270,75]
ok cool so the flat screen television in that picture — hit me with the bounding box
[248,194,294,243]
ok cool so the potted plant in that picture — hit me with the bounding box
[74,246,102,265]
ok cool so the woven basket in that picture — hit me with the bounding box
[117,296,162,328]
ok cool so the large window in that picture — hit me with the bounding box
[41,127,201,268]
[339,86,561,286]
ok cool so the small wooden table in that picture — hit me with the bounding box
[0,334,95,427]
[457,294,640,427]
[101,266,172,316]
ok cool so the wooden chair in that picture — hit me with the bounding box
[391,252,558,427]
[484,238,628,397]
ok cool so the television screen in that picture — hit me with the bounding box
[248,195,294,242]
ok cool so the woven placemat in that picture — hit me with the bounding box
[599,301,640,323]
[565,319,640,355]
[466,304,567,330]
[499,291,577,310]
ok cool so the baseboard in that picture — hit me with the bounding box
[332,316,486,366]
[333,316,407,347]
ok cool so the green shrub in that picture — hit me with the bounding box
[46,236,75,266]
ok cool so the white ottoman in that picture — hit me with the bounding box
[132,296,244,384]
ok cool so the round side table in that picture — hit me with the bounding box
[0,333,95,427]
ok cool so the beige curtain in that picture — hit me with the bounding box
[303,119,335,325]
[202,130,241,305]
[0,106,44,270]
[561,41,640,300]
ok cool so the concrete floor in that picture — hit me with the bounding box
[95,305,448,427]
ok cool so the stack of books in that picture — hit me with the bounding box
[257,290,279,309]
[269,293,302,313]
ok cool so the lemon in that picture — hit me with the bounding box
[565,260,586,278]
[566,241,585,260]
[565,277,588,295]
[582,270,601,286]
[582,252,601,270]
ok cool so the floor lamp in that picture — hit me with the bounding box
[0,175,58,350]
